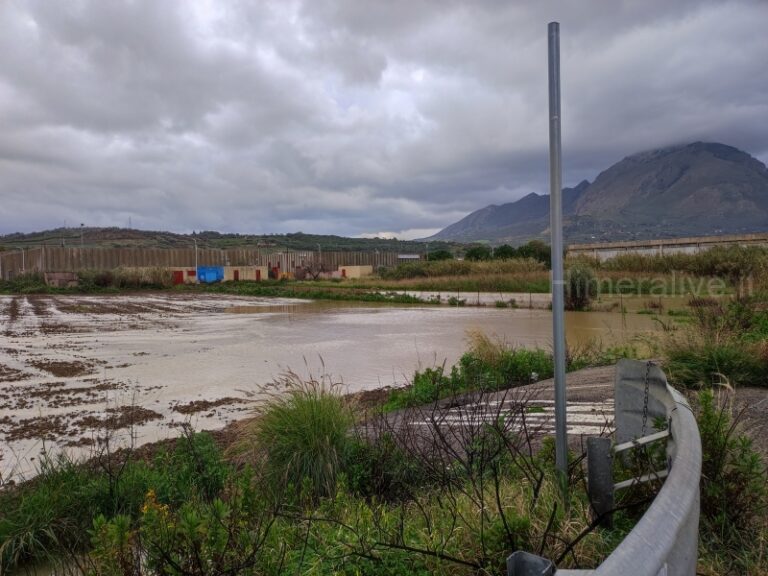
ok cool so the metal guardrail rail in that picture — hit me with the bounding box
[508,359,702,576]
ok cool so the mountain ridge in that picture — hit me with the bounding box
[426,142,768,245]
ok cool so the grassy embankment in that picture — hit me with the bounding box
[659,294,768,574]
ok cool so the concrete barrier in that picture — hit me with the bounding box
[509,360,702,576]
[568,232,768,262]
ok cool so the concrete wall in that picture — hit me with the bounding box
[169,267,198,284]
[339,265,373,279]
[568,232,768,262]
[0,247,406,280]
[223,266,268,282]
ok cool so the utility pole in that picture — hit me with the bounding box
[193,237,198,279]
[548,21,568,494]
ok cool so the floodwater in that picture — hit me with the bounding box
[0,293,660,481]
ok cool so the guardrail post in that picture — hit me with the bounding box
[507,551,555,576]
[587,436,614,528]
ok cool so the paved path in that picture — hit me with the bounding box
[378,364,768,457]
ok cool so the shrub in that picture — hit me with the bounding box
[516,240,551,268]
[379,258,545,281]
[426,249,453,261]
[383,366,454,411]
[464,245,493,261]
[565,263,597,310]
[0,272,49,293]
[0,431,232,573]
[384,333,556,411]
[599,245,768,286]
[253,373,354,499]
[696,389,768,571]
[664,298,768,388]
[493,244,518,260]
[343,434,425,501]
[153,429,229,505]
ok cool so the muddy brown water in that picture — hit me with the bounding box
[0,293,662,482]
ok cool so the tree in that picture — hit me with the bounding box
[517,240,551,268]
[493,244,517,260]
[464,245,492,261]
[427,249,454,261]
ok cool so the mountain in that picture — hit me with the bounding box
[428,180,590,243]
[427,142,768,244]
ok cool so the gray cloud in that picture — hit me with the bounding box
[0,0,766,238]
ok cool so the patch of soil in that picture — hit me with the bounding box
[346,387,393,412]
[59,302,150,315]
[0,364,32,382]
[39,322,82,335]
[64,437,96,448]
[74,406,162,431]
[28,297,51,318]
[28,359,96,378]
[172,397,247,414]
[6,415,70,442]
[25,380,122,407]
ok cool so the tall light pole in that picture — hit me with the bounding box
[548,21,568,489]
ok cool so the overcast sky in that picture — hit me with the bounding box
[1,0,767,239]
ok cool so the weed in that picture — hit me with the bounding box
[565,263,598,310]
[664,298,768,388]
[251,372,354,500]
[696,389,768,574]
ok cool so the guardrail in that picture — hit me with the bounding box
[508,359,702,576]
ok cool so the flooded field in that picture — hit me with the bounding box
[0,293,660,482]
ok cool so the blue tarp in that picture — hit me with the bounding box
[197,266,224,283]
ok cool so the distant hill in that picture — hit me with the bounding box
[0,228,458,253]
[429,181,589,244]
[427,142,768,244]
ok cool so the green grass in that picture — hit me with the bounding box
[186,280,430,304]
[695,389,768,574]
[383,332,639,411]
[251,373,354,500]
[0,431,229,572]
[663,298,768,389]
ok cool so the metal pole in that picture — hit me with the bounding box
[548,21,568,487]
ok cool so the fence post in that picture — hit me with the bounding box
[587,436,614,527]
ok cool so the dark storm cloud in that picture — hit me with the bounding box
[0,0,766,238]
